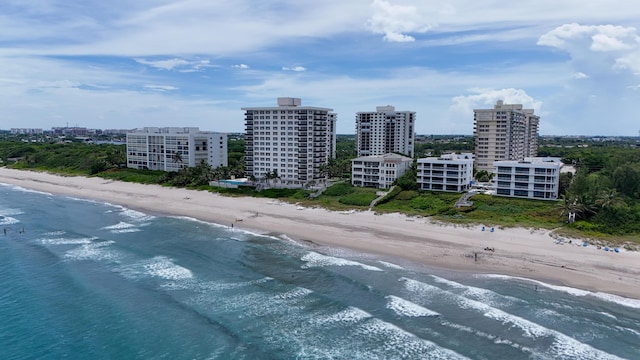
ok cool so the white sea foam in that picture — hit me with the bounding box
[142,256,193,280]
[0,216,19,225]
[408,276,623,359]
[4,184,52,196]
[101,221,141,234]
[64,241,120,262]
[441,321,533,354]
[300,251,383,271]
[378,260,404,270]
[385,295,439,317]
[102,221,136,230]
[40,236,96,245]
[110,228,141,234]
[431,275,523,305]
[399,277,443,294]
[111,205,155,222]
[0,207,23,225]
[43,231,66,236]
[317,307,372,324]
[354,318,469,359]
[275,287,313,300]
[162,277,273,292]
[478,274,640,309]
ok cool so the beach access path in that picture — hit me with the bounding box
[1,167,639,300]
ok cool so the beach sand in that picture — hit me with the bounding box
[2,167,639,299]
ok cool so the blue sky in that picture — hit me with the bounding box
[1,0,639,135]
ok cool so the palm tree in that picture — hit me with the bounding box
[596,189,621,209]
[171,151,183,166]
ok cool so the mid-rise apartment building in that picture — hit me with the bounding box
[242,97,337,186]
[417,153,474,192]
[493,157,561,200]
[356,105,415,158]
[126,127,227,171]
[474,100,539,172]
[351,153,413,189]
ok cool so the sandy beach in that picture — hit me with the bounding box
[1,167,639,300]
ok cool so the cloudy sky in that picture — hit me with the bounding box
[1,0,639,135]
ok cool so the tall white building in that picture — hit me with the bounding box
[351,153,413,189]
[242,97,337,186]
[474,100,539,172]
[493,157,562,200]
[356,105,415,158]
[126,127,227,171]
[417,153,474,192]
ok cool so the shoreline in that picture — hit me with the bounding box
[2,167,640,300]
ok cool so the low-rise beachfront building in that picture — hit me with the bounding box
[242,97,337,187]
[417,153,474,192]
[126,127,227,171]
[351,153,413,189]
[493,157,562,200]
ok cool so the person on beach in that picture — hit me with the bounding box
[3,228,6,235]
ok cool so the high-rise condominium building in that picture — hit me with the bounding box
[242,97,337,186]
[474,100,539,172]
[126,127,227,171]
[355,105,415,158]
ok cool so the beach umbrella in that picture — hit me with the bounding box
[614,248,619,253]
[604,246,609,251]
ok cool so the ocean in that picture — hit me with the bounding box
[1,183,639,360]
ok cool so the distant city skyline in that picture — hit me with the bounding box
[1,1,638,136]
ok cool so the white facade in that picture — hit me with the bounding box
[493,157,562,200]
[474,100,539,172]
[417,153,474,192]
[242,97,337,185]
[356,105,415,158]
[351,153,413,189]
[126,127,228,171]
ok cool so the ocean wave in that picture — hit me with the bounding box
[42,230,66,236]
[0,207,24,225]
[385,295,439,317]
[477,274,640,309]
[101,221,142,234]
[142,256,193,280]
[64,241,120,262]
[431,275,524,306]
[162,277,273,292]
[1,184,52,196]
[301,251,383,271]
[378,260,404,270]
[40,236,96,245]
[275,287,313,300]
[441,320,533,354]
[405,277,623,359]
[316,307,372,324]
[102,221,136,230]
[354,318,469,359]
[0,216,19,225]
[399,277,443,295]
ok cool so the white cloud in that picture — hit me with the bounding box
[368,0,434,42]
[143,84,179,91]
[134,58,214,72]
[282,66,307,72]
[573,72,589,79]
[450,88,542,116]
[233,64,249,69]
[538,23,639,52]
[614,52,640,74]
